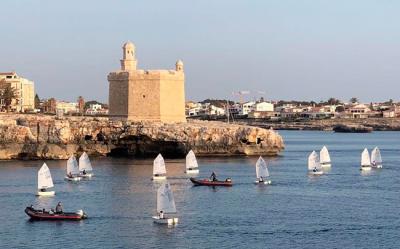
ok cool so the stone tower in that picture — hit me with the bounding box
[120,41,137,71]
[108,42,186,123]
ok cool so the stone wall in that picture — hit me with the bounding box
[0,114,285,160]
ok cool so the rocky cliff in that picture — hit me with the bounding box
[0,114,284,160]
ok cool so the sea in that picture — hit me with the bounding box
[0,131,399,249]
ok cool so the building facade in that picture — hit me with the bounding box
[108,42,186,123]
[0,72,35,112]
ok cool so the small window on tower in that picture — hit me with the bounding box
[143,95,146,98]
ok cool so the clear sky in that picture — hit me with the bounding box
[0,0,399,103]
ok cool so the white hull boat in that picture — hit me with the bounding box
[37,163,55,197]
[65,176,81,181]
[154,182,178,226]
[255,179,272,185]
[153,154,167,180]
[185,169,199,174]
[36,190,55,197]
[255,156,271,184]
[152,216,178,225]
[360,166,372,171]
[79,152,94,178]
[308,171,324,175]
[320,146,331,168]
[185,150,199,174]
[152,175,166,181]
[321,163,331,168]
[308,151,323,175]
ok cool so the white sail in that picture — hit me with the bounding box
[371,147,382,165]
[67,155,80,175]
[361,148,371,166]
[157,182,176,214]
[308,151,321,170]
[185,150,198,170]
[256,156,269,178]
[153,154,166,175]
[37,163,54,189]
[320,146,331,164]
[79,152,93,172]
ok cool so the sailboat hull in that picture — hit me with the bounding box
[79,173,93,178]
[255,180,272,185]
[152,216,178,225]
[321,163,331,168]
[360,166,372,171]
[64,176,81,181]
[308,171,324,175]
[185,169,199,174]
[152,175,166,180]
[36,191,55,197]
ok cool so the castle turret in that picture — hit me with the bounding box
[176,59,184,72]
[120,41,137,71]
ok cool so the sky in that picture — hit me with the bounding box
[0,0,399,103]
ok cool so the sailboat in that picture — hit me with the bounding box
[152,154,166,180]
[308,151,323,175]
[152,182,178,225]
[320,146,331,167]
[36,163,55,196]
[371,147,383,168]
[185,150,199,174]
[65,155,81,181]
[360,148,372,171]
[255,156,271,184]
[79,152,93,178]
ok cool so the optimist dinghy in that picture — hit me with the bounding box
[36,163,55,196]
[79,152,93,178]
[185,150,199,174]
[370,147,383,168]
[152,154,167,180]
[65,156,81,181]
[360,148,372,171]
[320,146,331,168]
[255,156,271,184]
[308,151,323,175]
[152,182,178,225]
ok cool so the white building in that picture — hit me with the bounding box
[0,71,35,112]
[240,101,255,115]
[254,102,274,112]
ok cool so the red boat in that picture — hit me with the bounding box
[25,206,88,221]
[190,177,233,187]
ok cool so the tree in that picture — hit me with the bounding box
[0,85,17,112]
[327,97,340,105]
[34,94,40,109]
[349,97,358,104]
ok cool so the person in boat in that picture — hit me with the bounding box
[210,171,217,181]
[67,172,73,178]
[40,188,46,192]
[82,169,86,175]
[372,160,376,167]
[259,176,264,182]
[55,202,63,214]
[313,167,318,173]
[159,210,164,219]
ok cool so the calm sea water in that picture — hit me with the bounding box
[1,131,399,248]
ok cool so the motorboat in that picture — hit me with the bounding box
[25,206,87,221]
[190,177,233,186]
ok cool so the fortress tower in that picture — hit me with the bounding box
[108,42,186,123]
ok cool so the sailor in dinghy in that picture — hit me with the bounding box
[79,152,94,178]
[152,154,167,180]
[185,150,199,174]
[320,146,331,168]
[308,151,323,175]
[152,182,178,225]
[360,148,372,171]
[371,147,383,169]
[36,163,55,196]
[255,156,272,184]
[65,155,81,181]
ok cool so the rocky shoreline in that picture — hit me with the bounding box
[0,114,284,160]
[239,118,400,131]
